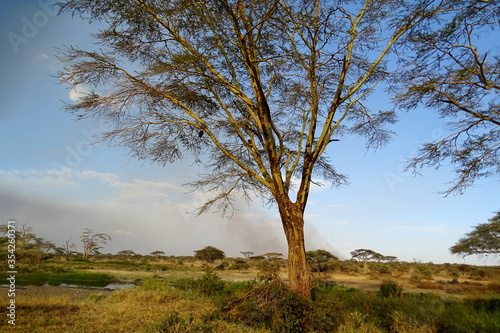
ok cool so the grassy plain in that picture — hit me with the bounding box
[1,256,499,332]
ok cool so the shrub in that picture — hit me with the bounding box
[230,258,249,270]
[225,279,316,332]
[173,269,227,298]
[416,264,434,279]
[376,264,392,275]
[378,280,403,298]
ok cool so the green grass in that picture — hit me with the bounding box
[0,271,115,287]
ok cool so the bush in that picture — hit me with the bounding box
[378,280,403,298]
[230,258,249,270]
[225,279,317,332]
[173,269,227,298]
[416,264,434,279]
[376,264,392,275]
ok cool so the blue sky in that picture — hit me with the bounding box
[1,0,498,264]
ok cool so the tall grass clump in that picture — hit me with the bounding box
[173,269,228,297]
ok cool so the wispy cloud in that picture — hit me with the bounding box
[392,223,462,234]
[69,84,90,102]
[328,204,347,209]
[37,52,50,60]
[326,220,350,225]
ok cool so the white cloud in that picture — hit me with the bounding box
[37,53,50,60]
[69,84,90,102]
[328,204,347,209]
[77,170,120,185]
[326,220,350,225]
[392,223,462,234]
[0,168,79,188]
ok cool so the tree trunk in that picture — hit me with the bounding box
[278,198,312,299]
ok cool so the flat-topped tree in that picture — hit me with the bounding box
[350,249,384,263]
[58,0,453,298]
[306,249,338,280]
[240,251,254,259]
[151,250,166,257]
[450,211,500,258]
[194,246,225,262]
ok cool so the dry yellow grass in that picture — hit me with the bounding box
[0,282,271,333]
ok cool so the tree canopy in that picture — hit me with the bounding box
[194,246,226,262]
[395,0,500,194]
[80,228,111,259]
[450,211,500,258]
[57,0,485,298]
[350,248,384,262]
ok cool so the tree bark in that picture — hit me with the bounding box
[277,197,312,299]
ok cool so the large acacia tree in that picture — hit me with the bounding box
[58,0,451,298]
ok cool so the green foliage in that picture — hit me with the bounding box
[80,228,111,259]
[415,263,434,279]
[173,269,228,298]
[450,211,500,258]
[396,2,500,195]
[378,280,403,298]
[306,249,338,274]
[350,249,384,262]
[0,271,114,287]
[194,246,225,262]
[230,258,250,270]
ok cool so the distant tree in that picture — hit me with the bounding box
[350,249,383,263]
[263,252,283,260]
[59,238,77,261]
[250,255,266,260]
[450,211,500,258]
[17,222,38,249]
[240,251,254,259]
[306,249,338,279]
[117,250,136,256]
[382,256,399,263]
[80,228,111,259]
[58,0,452,299]
[396,1,500,195]
[0,222,55,266]
[151,250,166,257]
[38,240,56,254]
[194,246,225,262]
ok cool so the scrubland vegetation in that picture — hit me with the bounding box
[1,252,499,332]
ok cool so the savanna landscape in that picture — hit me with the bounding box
[1,240,500,332]
[2,0,499,332]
